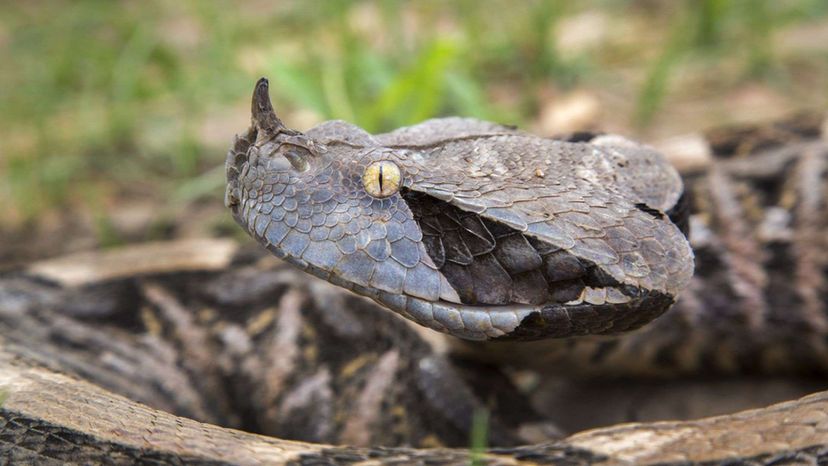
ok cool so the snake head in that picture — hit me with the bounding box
[227,78,694,341]
[225,78,456,306]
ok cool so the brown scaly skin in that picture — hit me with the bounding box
[2,238,828,465]
[225,79,693,342]
[0,244,552,451]
[460,114,828,379]
[0,82,826,463]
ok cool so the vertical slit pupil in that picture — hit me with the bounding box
[378,164,384,193]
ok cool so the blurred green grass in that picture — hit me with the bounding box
[1,0,826,238]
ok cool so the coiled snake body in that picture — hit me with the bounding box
[0,79,826,464]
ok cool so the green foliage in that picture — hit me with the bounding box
[469,407,490,466]
[635,0,827,125]
[0,0,825,229]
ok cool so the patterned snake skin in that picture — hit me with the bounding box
[225,79,694,342]
[0,79,826,465]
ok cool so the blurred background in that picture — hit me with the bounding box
[1,0,827,266]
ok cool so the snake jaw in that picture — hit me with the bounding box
[368,286,675,341]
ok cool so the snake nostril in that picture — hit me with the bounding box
[224,185,240,209]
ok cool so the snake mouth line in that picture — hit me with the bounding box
[370,285,673,341]
[285,244,669,341]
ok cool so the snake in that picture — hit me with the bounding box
[1,78,827,464]
[225,78,695,342]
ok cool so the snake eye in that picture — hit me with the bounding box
[363,160,401,198]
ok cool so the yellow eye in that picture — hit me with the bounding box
[363,160,402,198]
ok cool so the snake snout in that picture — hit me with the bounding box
[225,129,255,211]
[224,181,240,209]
